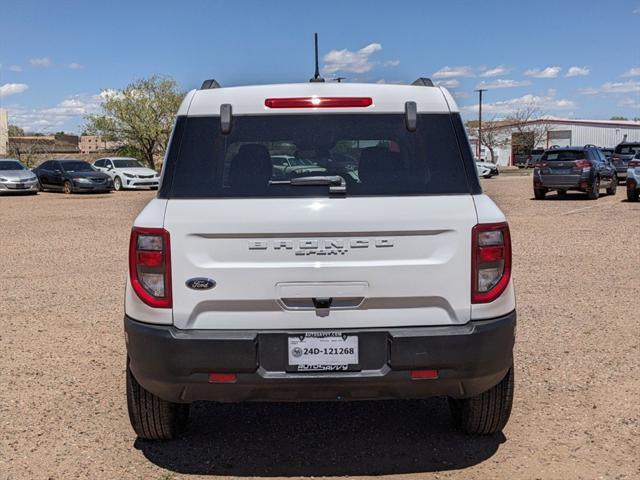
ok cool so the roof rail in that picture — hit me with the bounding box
[200,79,221,90]
[411,77,434,87]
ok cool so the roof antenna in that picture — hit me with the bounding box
[309,33,325,83]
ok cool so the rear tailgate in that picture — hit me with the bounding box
[165,196,477,330]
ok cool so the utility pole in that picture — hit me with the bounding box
[474,89,487,159]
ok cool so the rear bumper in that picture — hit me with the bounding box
[125,311,516,403]
[536,172,586,189]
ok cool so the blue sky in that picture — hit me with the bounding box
[1,0,639,133]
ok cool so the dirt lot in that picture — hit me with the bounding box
[1,176,638,480]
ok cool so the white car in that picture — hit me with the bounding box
[476,161,499,178]
[124,78,516,440]
[93,157,159,191]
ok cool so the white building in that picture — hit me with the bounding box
[469,118,640,166]
[0,109,8,156]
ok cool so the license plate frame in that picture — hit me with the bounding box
[15,183,26,189]
[287,332,360,372]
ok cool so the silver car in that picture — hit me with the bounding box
[0,159,40,194]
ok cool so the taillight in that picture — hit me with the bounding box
[129,227,172,308]
[264,97,373,108]
[472,223,511,304]
[629,160,640,168]
[575,159,591,171]
[534,162,547,168]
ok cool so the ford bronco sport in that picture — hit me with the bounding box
[125,78,516,440]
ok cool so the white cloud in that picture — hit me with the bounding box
[566,66,590,77]
[322,43,398,74]
[480,65,510,77]
[7,92,106,132]
[464,93,575,115]
[8,65,22,72]
[434,79,460,88]
[524,66,561,78]
[0,83,29,98]
[580,80,640,95]
[622,67,640,77]
[617,97,640,109]
[68,63,83,70]
[475,79,531,89]
[30,57,52,67]
[432,66,474,78]
[577,87,599,95]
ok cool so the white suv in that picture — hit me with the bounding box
[93,157,160,190]
[124,79,517,440]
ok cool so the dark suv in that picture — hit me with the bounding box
[533,145,617,200]
[611,142,640,182]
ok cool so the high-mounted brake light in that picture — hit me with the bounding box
[264,97,373,109]
[471,222,511,304]
[129,227,172,308]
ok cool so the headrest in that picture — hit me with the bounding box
[358,146,402,185]
[229,144,272,193]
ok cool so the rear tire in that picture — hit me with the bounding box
[606,176,617,195]
[63,180,73,194]
[126,362,189,441]
[587,177,600,200]
[449,366,514,435]
[628,186,639,202]
[534,188,546,200]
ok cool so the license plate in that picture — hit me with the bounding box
[15,183,26,189]
[552,169,571,175]
[288,333,358,371]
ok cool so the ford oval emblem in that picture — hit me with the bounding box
[186,277,216,290]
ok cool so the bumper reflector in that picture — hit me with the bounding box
[410,369,439,380]
[208,373,237,384]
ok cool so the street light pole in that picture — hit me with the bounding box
[474,89,487,159]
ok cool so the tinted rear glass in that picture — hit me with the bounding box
[542,150,586,161]
[164,114,472,198]
[614,144,640,155]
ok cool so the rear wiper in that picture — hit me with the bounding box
[270,175,346,194]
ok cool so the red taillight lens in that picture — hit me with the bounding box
[534,162,547,168]
[129,227,172,308]
[264,97,373,109]
[629,160,640,168]
[472,222,511,304]
[575,159,591,169]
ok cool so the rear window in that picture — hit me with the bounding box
[163,113,474,198]
[614,144,640,155]
[542,150,586,161]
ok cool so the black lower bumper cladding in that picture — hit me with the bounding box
[125,311,516,403]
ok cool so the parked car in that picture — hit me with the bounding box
[93,157,160,191]
[33,159,113,194]
[271,155,325,177]
[626,152,640,202]
[124,78,516,440]
[600,147,614,160]
[611,142,640,182]
[0,159,39,194]
[476,160,499,178]
[515,148,545,168]
[533,145,617,200]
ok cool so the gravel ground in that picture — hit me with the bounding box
[1,176,638,480]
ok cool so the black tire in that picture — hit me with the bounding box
[449,366,514,435]
[534,188,546,200]
[587,177,600,200]
[606,175,617,195]
[628,186,640,202]
[126,362,189,440]
[113,176,123,191]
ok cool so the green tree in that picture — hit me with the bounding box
[610,116,628,120]
[85,75,184,168]
[8,124,25,137]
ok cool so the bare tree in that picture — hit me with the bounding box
[505,104,552,151]
[7,136,53,168]
[466,117,508,163]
